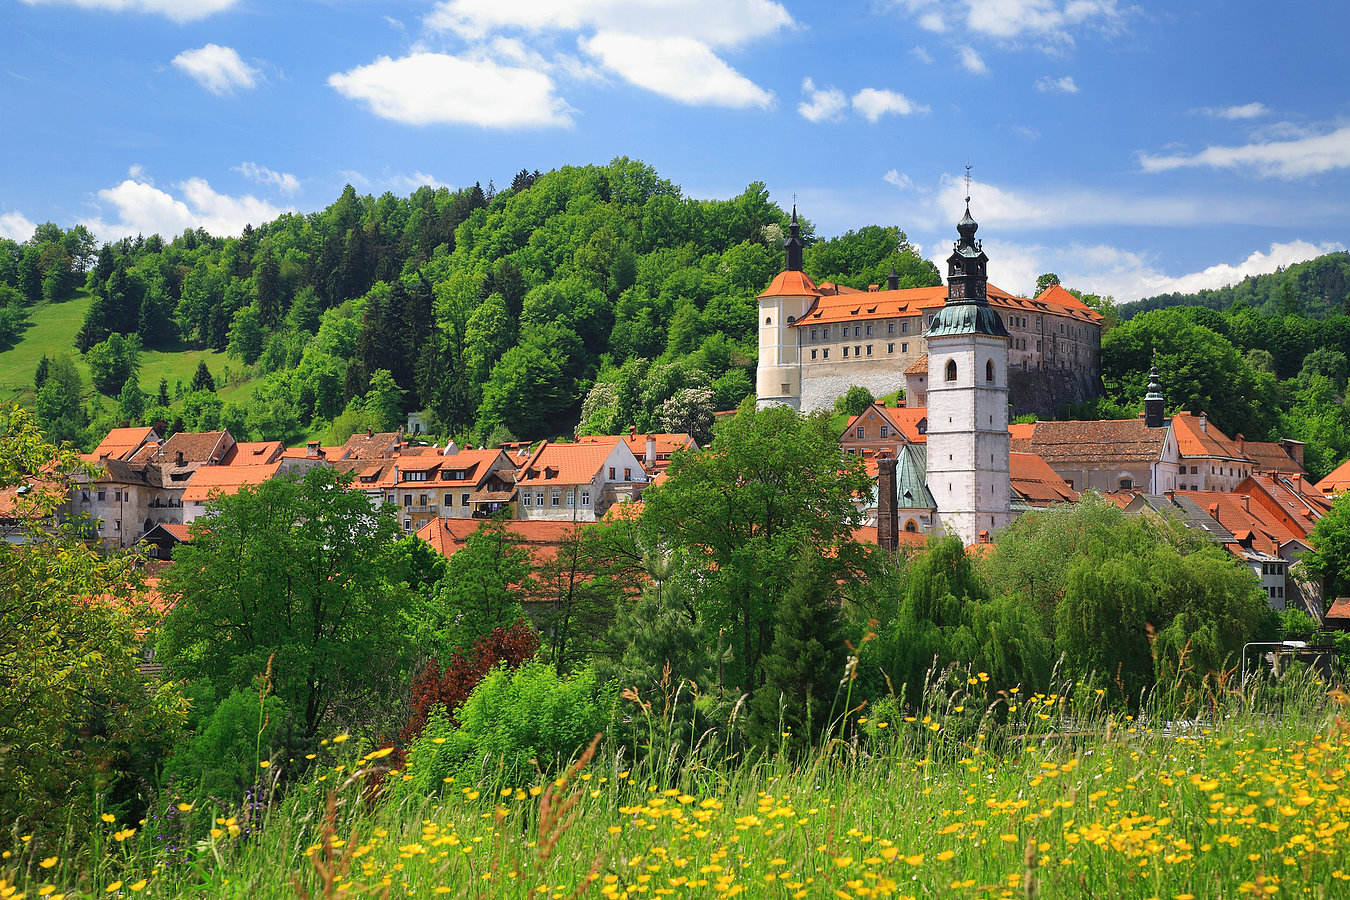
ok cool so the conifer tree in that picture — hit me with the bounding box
[33,354,49,392]
[746,541,847,754]
[157,376,170,408]
[190,360,215,393]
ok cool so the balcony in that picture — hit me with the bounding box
[403,504,438,514]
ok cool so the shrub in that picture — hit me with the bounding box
[834,385,875,417]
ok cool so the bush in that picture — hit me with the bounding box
[834,385,875,417]
[162,685,291,805]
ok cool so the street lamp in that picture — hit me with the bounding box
[1240,640,1308,687]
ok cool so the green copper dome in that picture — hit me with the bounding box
[927,301,1010,338]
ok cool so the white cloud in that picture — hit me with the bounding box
[911,46,933,63]
[798,78,846,123]
[960,237,1345,302]
[852,88,929,121]
[20,0,237,22]
[883,170,915,190]
[396,171,454,191]
[233,162,300,195]
[83,171,291,241]
[1202,102,1270,120]
[893,1,1126,59]
[328,52,573,127]
[172,44,260,95]
[580,33,773,109]
[0,211,38,242]
[1138,124,1350,179]
[426,0,794,47]
[958,45,988,73]
[1035,74,1078,93]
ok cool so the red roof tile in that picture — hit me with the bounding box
[1012,419,1168,466]
[1010,451,1079,505]
[1170,412,1245,460]
[771,280,1105,328]
[182,462,281,503]
[1317,457,1350,495]
[757,270,821,299]
[518,439,638,487]
[1241,440,1306,476]
[224,440,283,465]
[88,426,159,462]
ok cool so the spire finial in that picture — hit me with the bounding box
[964,162,972,209]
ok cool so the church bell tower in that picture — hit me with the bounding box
[923,183,1012,545]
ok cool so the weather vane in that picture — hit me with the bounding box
[964,162,972,206]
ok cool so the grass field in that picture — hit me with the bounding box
[9,673,1349,900]
[0,294,258,414]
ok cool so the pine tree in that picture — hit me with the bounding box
[255,252,283,326]
[746,541,847,754]
[34,354,50,392]
[190,360,215,393]
[157,377,170,408]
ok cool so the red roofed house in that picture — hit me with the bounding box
[1010,417,1181,494]
[756,208,1103,416]
[839,402,926,461]
[515,437,647,522]
[182,462,283,524]
[85,426,161,464]
[576,429,699,476]
[1169,411,1257,492]
[1316,457,1350,496]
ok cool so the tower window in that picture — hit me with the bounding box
[945,360,957,382]
[765,316,772,325]
[986,359,994,382]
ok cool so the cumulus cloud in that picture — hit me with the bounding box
[580,33,772,109]
[1202,102,1270,120]
[883,170,915,190]
[798,78,847,123]
[897,0,1125,43]
[425,0,794,47]
[1035,75,1078,93]
[328,52,573,127]
[0,211,38,242]
[1138,124,1350,179]
[233,162,300,195]
[958,45,988,73]
[911,46,933,63]
[83,169,291,241]
[852,88,929,121]
[20,0,237,22]
[172,44,260,95]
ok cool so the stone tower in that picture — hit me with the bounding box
[756,206,818,409]
[924,200,1012,545]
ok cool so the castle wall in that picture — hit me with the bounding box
[1008,367,1101,419]
[798,361,911,413]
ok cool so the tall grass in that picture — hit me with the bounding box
[7,665,1349,899]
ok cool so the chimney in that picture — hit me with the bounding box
[1236,433,1245,454]
[630,425,637,438]
[1207,503,1219,520]
[306,440,320,458]
[175,450,184,466]
[1199,411,1208,433]
[1241,494,1250,512]
[1163,490,1174,503]
[366,428,373,438]
[868,284,880,292]
[1281,438,1305,466]
[645,435,656,465]
[876,452,899,552]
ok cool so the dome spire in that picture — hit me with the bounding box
[1144,349,1166,428]
[784,200,805,272]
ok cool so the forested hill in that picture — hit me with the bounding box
[1118,252,1350,321]
[0,158,939,449]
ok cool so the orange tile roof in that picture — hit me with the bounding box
[182,462,282,503]
[840,403,927,444]
[152,430,233,466]
[757,270,821,299]
[88,426,159,462]
[1236,473,1329,537]
[518,439,635,487]
[1170,412,1245,460]
[1012,418,1168,466]
[341,430,404,460]
[578,432,698,462]
[1174,490,1298,557]
[224,440,283,465]
[850,525,927,549]
[766,276,1106,328]
[1010,451,1080,505]
[416,517,583,570]
[903,354,928,376]
[1241,440,1306,476]
[1317,457,1350,495]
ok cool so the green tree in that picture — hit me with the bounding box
[746,542,847,753]
[117,378,146,424]
[1035,273,1061,295]
[1303,493,1350,600]
[425,519,531,658]
[835,385,876,417]
[227,305,265,365]
[158,469,410,739]
[0,407,184,839]
[363,368,406,432]
[640,399,870,690]
[190,359,216,393]
[85,332,141,396]
[34,355,87,447]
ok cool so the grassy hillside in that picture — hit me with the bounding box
[0,292,257,411]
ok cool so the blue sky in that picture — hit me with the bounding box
[3,0,1348,302]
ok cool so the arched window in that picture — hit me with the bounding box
[985,359,994,382]
[765,316,772,325]
[945,360,957,382]
[904,519,918,533]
